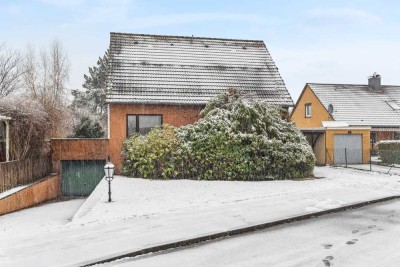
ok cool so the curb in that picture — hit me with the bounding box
[82,195,400,266]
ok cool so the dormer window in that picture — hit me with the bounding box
[305,103,312,117]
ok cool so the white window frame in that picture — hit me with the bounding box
[305,104,312,118]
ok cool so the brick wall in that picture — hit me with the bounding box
[51,139,110,173]
[376,131,394,142]
[0,174,60,216]
[109,104,204,173]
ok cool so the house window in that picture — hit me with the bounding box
[127,115,162,136]
[305,104,311,118]
[394,132,400,140]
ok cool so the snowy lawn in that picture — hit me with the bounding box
[71,166,400,226]
[1,166,400,267]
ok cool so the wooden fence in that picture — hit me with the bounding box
[0,156,52,194]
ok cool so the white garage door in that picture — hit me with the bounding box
[334,134,362,164]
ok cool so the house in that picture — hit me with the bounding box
[106,32,294,172]
[291,73,400,165]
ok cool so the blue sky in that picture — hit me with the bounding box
[1,0,400,101]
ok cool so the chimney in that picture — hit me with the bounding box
[368,72,381,92]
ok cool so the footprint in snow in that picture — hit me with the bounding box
[346,239,358,245]
[322,256,334,266]
[361,231,372,236]
[352,230,359,234]
[368,225,376,229]
[323,244,333,249]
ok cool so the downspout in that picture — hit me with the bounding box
[107,104,110,139]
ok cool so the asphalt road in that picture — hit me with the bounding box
[103,199,400,267]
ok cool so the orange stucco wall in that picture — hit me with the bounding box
[0,174,60,216]
[325,129,371,164]
[109,104,204,173]
[291,85,333,128]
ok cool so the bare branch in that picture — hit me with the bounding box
[0,45,24,98]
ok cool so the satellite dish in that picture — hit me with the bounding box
[328,104,334,114]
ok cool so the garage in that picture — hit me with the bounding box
[333,134,363,164]
[61,160,105,196]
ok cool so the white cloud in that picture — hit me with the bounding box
[307,7,382,24]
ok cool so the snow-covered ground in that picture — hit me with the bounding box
[109,199,400,267]
[0,199,85,236]
[347,164,400,176]
[1,166,400,266]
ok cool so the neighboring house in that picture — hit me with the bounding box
[106,32,294,172]
[291,73,400,165]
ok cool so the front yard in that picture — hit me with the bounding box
[1,167,400,266]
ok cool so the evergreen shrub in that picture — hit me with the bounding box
[122,90,315,180]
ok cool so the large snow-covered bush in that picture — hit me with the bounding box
[123,90,315,180]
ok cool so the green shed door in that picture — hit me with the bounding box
[61,160,105,196]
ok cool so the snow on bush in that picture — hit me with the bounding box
[123,90,315,180]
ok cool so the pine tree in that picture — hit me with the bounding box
[69,115,105,138]
[71,49,109,118]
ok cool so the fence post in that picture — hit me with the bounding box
[345,148,347,168]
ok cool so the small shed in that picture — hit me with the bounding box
[0,115,11,162]
[300,121,371,165]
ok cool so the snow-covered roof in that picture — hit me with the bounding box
[106,33,294,106]
[308,83,400,127]
[321,121,348,128]
[0,115,11,120]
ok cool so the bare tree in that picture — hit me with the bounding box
[23,40,72,137]
[0,43,24,98]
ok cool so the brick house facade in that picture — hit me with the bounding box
[109,104,203,172]
[106,33,294,173]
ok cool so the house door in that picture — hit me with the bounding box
[61,160,105,196]
[334,134,362,164]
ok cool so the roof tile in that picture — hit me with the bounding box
[106,33,293,106]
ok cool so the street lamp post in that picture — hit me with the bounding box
[104,158,115,202]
